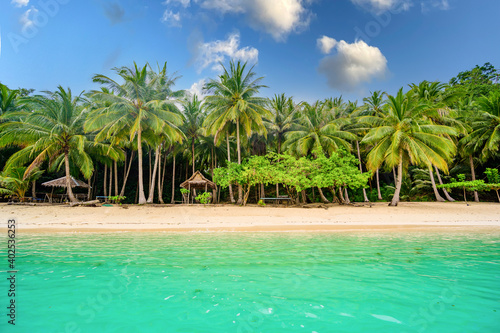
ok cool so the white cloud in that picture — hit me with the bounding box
[244,0,312,41]
[164,0,191,8]
[163,0,312,41]
[350,0,450,13]
[318,39,388,91]
[198,0,244,13]
[317,35,337,55]
[11,0,29,8]
[421,0,450,12]
[161,10,182,27]
[187,79,207,99]
[195,32,258,73]
[351,0,404,12]
[20,7,37,32]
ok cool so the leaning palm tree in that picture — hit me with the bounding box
[460,91,500,161]
[0,87,120,202]
[203,60,269,204]
[362,88,457,206]
[85,62,185,204]
[408,80,465,202]
[0,166,43,201]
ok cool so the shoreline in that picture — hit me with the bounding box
[2,201,500,234]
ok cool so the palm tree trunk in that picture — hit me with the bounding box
[108,164,113,199]
[87,176,92,199]
[64,152,77,203]
[159,150,166,204]
[318,187,330,203]
[470,156,479,202]
[147,146,160,203]
[236,118,243,205]
[428,165,445,202]
[148,149,152,191]
[120,151,135,197]
[276,137,281,197]
[356,141,369,202]
[137,127,147,204]
[376,169,383,200]
[192,138,195,174]
[434,166,455,201]
[392,167,397,185]
[32,181,36,200]
[171,155,176,204]
[103,164,107,197]
[226,135,235,203]
[389,153,403,206]
[114,160,119,196]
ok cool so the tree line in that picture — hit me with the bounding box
[0,61,499,206]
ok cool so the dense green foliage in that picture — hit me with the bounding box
[214,150,369,205]
[0,61,499,205]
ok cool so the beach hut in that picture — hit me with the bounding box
[42,176,89,202]
[180,171,216,204]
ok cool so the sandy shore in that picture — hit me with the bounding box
[1,201,500,233]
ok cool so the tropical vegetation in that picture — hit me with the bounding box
[0,61,499,206]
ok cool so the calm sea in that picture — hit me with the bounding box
[1,232,499,332]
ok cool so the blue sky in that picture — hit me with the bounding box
[0,0,499,103]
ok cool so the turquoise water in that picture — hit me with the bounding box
[1,232,499,332]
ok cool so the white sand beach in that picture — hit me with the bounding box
[1,202,500,233]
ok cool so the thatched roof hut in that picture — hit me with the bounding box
[180,171,216,191]
[42,176,89,188]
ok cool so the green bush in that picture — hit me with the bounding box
[195,192,212,205]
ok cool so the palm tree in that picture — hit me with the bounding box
[362,88,457,206]
[203,60,269,204]
[358,91,387,200]
[265,94,298,155]
[0,87,119,202]
[0,84,19,116]
[0,166,43,201]
[460,91,500,161]
[181,94,205,174]
[283,100,356,157]
[264,94,299,196]
[408,80,464,202]
[85,62,184,204]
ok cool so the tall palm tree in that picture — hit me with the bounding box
[203,60,269,204]
[358,91,387,200]
[264,94,299,155]
[264,94,299,196]
[408,80,464,202]
[85,62,184,204]
[181,94,205,174]
[362,88,457,206]
[283,100,356,157]
[0,87,120,202]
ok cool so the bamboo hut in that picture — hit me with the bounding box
[180,171,216,204]
[42,176,89,203]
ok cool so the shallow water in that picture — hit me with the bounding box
[1,232,499,332]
